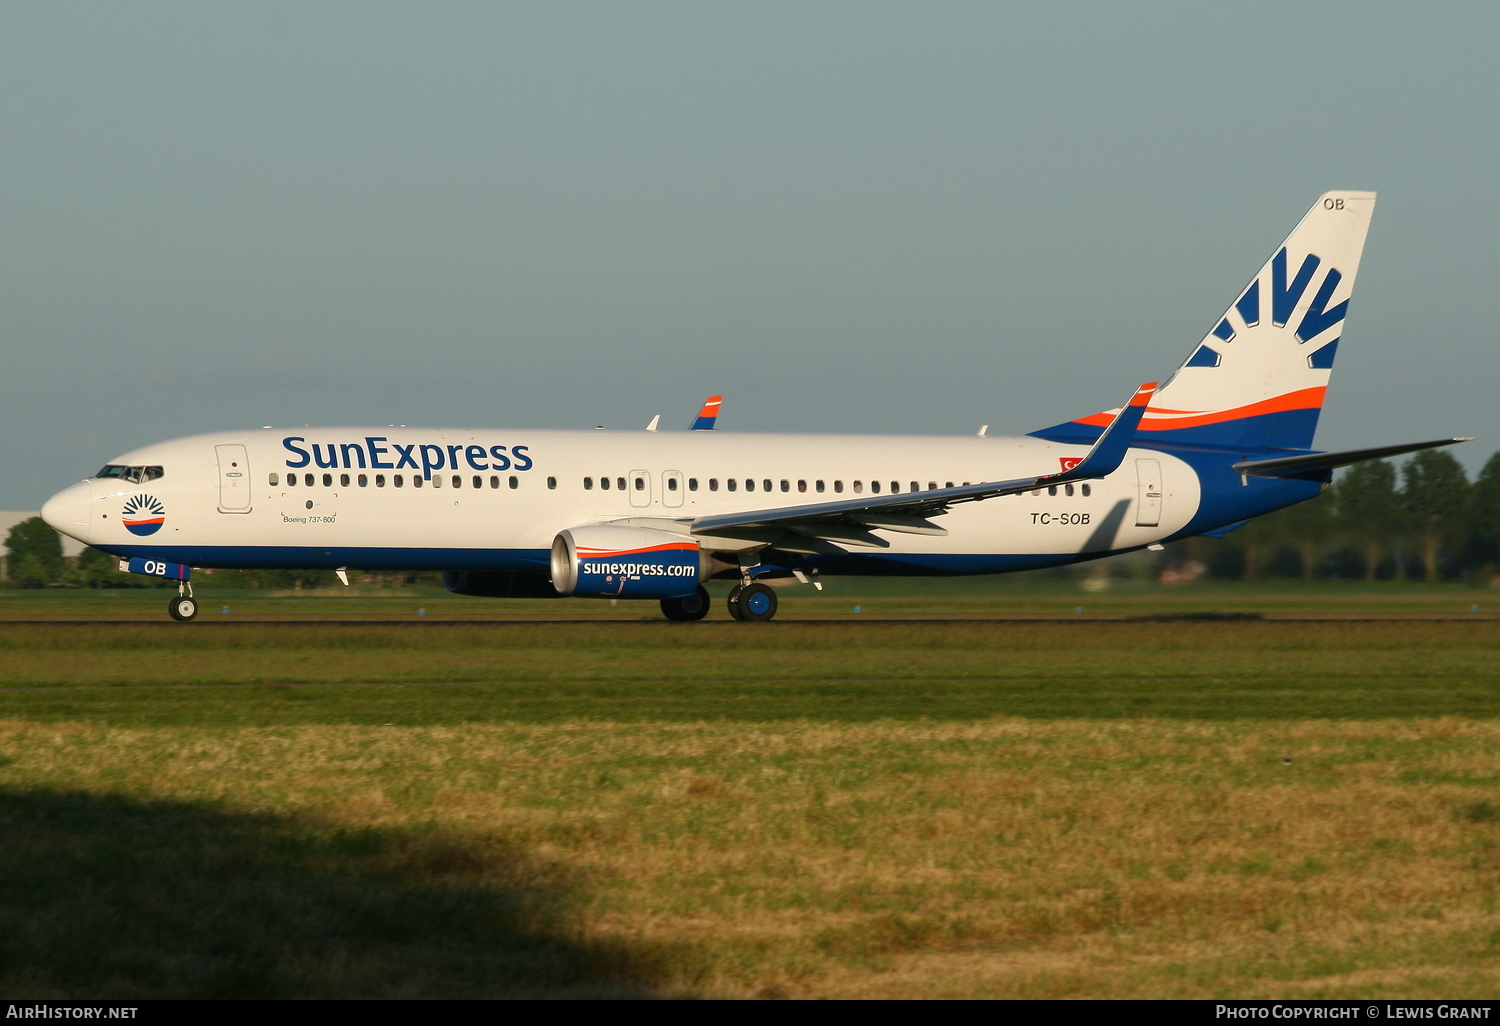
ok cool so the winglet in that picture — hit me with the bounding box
[1043,382,1155,483]
[690,395,723,430]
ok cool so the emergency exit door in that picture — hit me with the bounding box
[1134,458,1162,527]
[215,444,252,512]
[628,469,652,508]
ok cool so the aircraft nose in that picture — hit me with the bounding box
[41,481,93,545]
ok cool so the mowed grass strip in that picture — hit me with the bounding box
[2,716,1500,998]
[2,619,1499,689]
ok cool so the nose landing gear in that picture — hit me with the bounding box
[168,582,198,622]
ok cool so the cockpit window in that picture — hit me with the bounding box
[95,465,164,484]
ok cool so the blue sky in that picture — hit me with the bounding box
[4,1,1499,507]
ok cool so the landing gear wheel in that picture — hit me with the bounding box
[726,582,777,622]
[168,595,198,622]
[660,586,711,622]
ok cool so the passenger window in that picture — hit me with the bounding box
[452,475,462,488]
[547,477,557,489]
[633,477,644,491]
[834,481,843,493]
[394,475,404,487]
[413,475,423,489]
[728,479,737,492]
[667,477,678,491]
[358,474,368,487]
[510,476,519,489]
[745,479,755,492]
[340,473,350,487]
[1031,489,1041,496]
[854,481,864,494]
[688,478,698,491]
[323,473,333,487]
[616,477,626,490]
[797,480,806,493]
[584,477,593,490]
[816,480,825,492]
[869,481,877,494]
[891,482,899,493]
[1048,486,1057,496]
[1065,483,1074,496]
[910,482,918,493]
[433,475,442,488]
[305,474,315,486]
[1082,483,1091,497]
[376,475,386,487]
[928,482,936,490]
[764,479,772,492]
[780,480,789,492]
[269,473,280,486]
[472,475,481,489]
[945,482,954,489]
[709,479,719,491]
[600,477,610,490]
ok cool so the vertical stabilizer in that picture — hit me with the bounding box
[1033,191,1376,450]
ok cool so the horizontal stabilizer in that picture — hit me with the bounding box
[1231,438,1472,478]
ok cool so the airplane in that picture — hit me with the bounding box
[41,191,1470,623]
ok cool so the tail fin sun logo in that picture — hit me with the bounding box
[122,494,166,536]
[1187,248,1346,372]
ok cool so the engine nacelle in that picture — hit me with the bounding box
[550,525,707,599]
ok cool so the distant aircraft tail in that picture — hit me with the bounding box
[690,395,723,430]
[1033,191,1376,450]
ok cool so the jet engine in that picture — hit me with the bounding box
[551,525,709,599]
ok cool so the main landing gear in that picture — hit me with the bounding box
[168,582,198,622]
[726,582,777,622]
[660,586,712,622]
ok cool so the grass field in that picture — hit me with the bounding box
[1,581,1499,997]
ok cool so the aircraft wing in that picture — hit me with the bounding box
[687,382,1156,551]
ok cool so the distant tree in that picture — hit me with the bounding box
[1335,460,1404,581]
[1402,450,1471,582]
[75,547,121,589]
[1279,490,1335,580]
[4,517,62,585]
[10,554,53,589]
[1465,451,1500,577]
[1236,506,1288,581]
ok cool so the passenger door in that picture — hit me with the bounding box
[215,444,252,513]
[661,470,684,508]
[1134,458,1162,527]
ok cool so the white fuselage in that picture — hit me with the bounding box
[43,427,1200,575]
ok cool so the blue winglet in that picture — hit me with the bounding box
[1042,382,1156,484]
[689,395,723,430]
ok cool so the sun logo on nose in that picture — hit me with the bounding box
[122,494,166,536]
